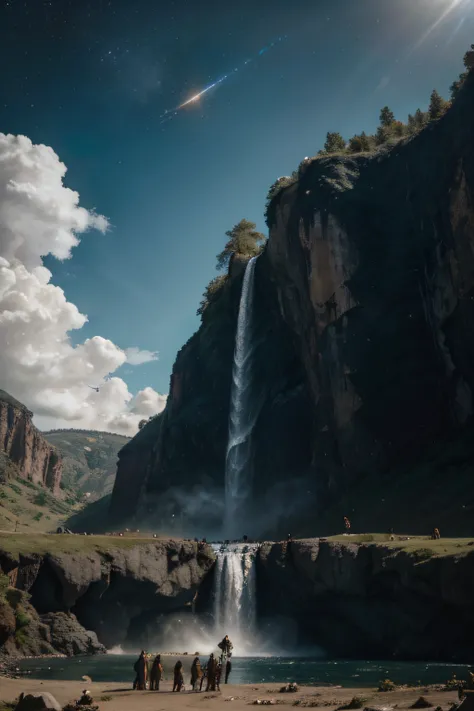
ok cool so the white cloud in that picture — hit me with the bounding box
[125,347,159,366]
[0,133,167,436]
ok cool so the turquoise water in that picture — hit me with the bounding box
[18,655,471,687]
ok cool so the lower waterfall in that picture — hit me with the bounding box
[212,543,258,655]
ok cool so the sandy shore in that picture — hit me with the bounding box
[0,678,460,711]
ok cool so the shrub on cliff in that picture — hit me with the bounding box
[450,44,474,98]
[348,132,372,153]
[216,219,266,271]
[197,274,228,317]
[319,131,346,155]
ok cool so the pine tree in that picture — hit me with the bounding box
[428,89,448,120]
[375,125,391,146]
[414,108,427,129]
[323,132,346,153]
[407,114,417,134]
[379,106,395,127]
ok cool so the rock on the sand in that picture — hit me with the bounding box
[15,692,62,711]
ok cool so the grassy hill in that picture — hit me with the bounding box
[0,476,79,533]
[42,429,130,501]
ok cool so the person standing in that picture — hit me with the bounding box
[206,653,217,691]
[190,656,203,691]
[173,660,184,692]
[149,654,163,691]
[135,650,147,690]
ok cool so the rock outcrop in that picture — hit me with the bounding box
[110,71,474,538]
[0,390,62,494]
[257,539,474,662]
[0,539,215,653]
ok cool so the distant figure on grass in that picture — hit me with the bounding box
[190,656,203,691]
[206,653,218,691]
[432,527,441,540]
[134,650,147,690]
[344,516,351,532]
[149,654,163,691]
[225,658,232,684]
[173,660,184,692]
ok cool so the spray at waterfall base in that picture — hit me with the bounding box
[142,543,321,658]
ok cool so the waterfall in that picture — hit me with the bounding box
[225,256,258,537]
[212,543,258,655]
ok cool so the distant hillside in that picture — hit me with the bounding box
[0,473,78,532]
[43,430,130,501]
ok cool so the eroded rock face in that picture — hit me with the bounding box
[0,391,62,493]
[40,612,105,656]
[257,539,474,661]
[0,540,215,653]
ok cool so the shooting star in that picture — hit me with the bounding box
[160,36,287,125]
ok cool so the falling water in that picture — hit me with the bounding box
[225,256,258,537]
[212,543,258,655]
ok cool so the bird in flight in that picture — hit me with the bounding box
[88,385,100,393]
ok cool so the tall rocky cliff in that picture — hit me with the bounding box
[111,71,474,537]
[0,390,62,494]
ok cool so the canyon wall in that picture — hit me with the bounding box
[0,390,62,494]
[110,71,474,537]
[257,538,474,662]
[0,538,215,655]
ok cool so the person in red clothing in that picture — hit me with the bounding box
[344,516,351,532]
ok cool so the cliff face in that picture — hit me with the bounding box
[0,538,215,653]
[264,71,474,510]
[110,72,474,537]
[257,539,474,662]
[0,390,62,494]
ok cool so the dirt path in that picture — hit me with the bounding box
[0,678,460,711]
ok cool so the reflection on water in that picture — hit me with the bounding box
[19,655,471,687]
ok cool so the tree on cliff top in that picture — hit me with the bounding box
[319,131,346,155]
[216,219,266,271]
[450,44,474,98]
[197,274,228,317]
[348,131,372,153]
[428,89,449,120]
[379,106,395,127]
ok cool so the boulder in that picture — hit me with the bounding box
[41,612,106,656]
[14,692,61,711]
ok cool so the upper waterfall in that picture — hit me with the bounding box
[225,256,258,538]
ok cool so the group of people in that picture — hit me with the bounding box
[133,635,234,692]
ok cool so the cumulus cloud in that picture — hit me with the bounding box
[125,347,159,365]
[0,133,167,435]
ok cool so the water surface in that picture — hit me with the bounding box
[19,655,471,687]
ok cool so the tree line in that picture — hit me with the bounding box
[265,43,474,219]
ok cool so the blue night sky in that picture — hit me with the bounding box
[1,0,472,399]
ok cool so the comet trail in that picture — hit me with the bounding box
[160,36,286,125]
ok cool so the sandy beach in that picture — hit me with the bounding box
[0,677,461,711]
